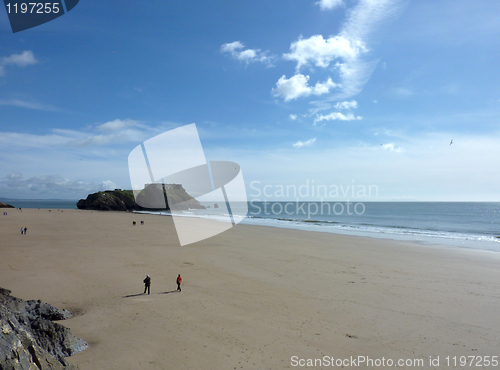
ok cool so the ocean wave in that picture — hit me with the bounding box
[241,215,500,245]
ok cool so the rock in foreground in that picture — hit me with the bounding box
[0,287,87,369]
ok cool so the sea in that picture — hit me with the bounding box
[3,198,500,253]
[0,199,79,210]
[192,201,500,253]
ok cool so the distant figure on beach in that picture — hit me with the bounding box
[176,274,182,292]
[143,275,151,294]
[141,221,144,225]
[133,221,136,226]
[21,228,24,235]
[24,227,27,235]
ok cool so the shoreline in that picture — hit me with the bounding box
[4,200,500,253]
[7,203,500,254]
[132,208,500,254]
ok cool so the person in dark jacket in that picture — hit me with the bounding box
[143,275,151,294]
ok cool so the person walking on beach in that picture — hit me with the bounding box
[24,227,27,235]
[20,228,24,235]
[176,274,182,292]
[143,275,151,294]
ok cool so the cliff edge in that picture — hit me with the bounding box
[0,287,87,369]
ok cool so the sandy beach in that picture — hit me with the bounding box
[1,208,499,369]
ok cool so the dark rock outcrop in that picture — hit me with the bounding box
[0,201,14,208]
[0,287,87,369]
[77,186,205,211]
[76,189,137,211]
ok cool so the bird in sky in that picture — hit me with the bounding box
[450,140,453,145]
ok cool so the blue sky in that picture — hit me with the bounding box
[1,0,499,201]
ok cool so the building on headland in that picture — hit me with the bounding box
[163,184,183,191]
[144,183,183,191]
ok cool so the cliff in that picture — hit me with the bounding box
[0,201,14,208]
[76,186,205,211]
[0,287,87,369]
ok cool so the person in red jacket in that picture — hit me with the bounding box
[176,274,182,292]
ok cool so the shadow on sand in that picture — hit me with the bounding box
[123,293,148,298]
[122,291,179,298]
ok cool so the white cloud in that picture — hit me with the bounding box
[281,33,372,99]
[316,0,343,11]
[314,112,362,124]
[0,121,192,199]
[306,99,358,117]
[221,41,275,66]
[334,100,358,109]
[0,99,60,111]
[221,41,244,53]
[3,50,38,67]
[0,119,156,149]
[0,51,38,76]
[272,74,338,101]
[334,58,379,98]
[341,0,408,42]
[293,138,316,148]
[290,114,298,120]
[0,173,117,196]
[307,100,334,115]
[0,131,78,148]
[380,143,403,152]
[100,180,118,190]
[7,172,23,180]
[95,119,142,131]
[283,35,367,71]
[335,0,408,97]
[280,0,407,99]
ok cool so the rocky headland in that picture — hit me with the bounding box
[76,185,205,211]
[76,189,138,211]
[0,287,87,369]
[0,201,14,208]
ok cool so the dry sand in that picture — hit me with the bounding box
[1,209,499,369]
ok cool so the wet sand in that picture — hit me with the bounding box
[1,209,499,369]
